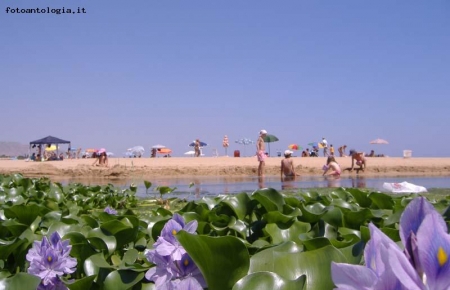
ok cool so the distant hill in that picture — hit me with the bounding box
[0,142,29,157]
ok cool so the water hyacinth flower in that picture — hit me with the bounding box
[332,197,450,289]
[104,206,117,215]
[145,213,206,289]
[26,232,77,289]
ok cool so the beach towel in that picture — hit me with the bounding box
[382,181,427,194]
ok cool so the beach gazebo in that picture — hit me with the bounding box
[29,135,71,160]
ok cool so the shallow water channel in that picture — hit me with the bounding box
[54,175,450,200]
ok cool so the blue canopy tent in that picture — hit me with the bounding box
[29,136,71,160]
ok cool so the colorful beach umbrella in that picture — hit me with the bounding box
[288,144,302,151]
[308,142,324,148]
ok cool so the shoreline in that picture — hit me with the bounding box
[0,157,449,180]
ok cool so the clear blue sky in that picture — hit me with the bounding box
[1,1,449,157]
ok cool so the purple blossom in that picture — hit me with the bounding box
[332,197,450,289]
[145,213,205,289]
[26,232,77,287]
[104,206,117,215]
[37,277,68,290]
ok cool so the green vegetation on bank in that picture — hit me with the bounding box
[0,173,449,289]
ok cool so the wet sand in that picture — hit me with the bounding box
[0,157,449,180]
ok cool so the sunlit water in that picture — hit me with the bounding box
[54,175,450,200]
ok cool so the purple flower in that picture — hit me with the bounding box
[332,197,450,289]
[37,277,68,290]
[332,223,423,290]
[145,213,205,289]
[26,232,77,287]
[160,214,198,245]
[104,206,117,215]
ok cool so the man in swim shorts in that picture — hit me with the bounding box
[256,130,267,177]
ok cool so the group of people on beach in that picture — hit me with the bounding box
[256,129,367,180]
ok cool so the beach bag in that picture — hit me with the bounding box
[382,181,427,193]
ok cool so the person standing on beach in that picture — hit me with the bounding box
[321,137,328,157]
[256,130,267,177]
[194,139,201,157]
[338,145,347,157]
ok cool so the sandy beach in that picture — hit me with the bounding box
[0,157,449,180]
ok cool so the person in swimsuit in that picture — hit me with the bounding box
[281,150,300,179]
[338,145,347,157]
[349,149,366,171]
[322,156,341,176]
[256,130,267,177]
[194,139,201,157]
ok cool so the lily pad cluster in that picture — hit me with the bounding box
[1,173,449,290]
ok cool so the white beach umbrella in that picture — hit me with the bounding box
[152,144,166,149]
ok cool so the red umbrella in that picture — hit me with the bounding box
[288,144,302,150]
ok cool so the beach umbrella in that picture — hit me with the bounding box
[152,144,166,149]
[189,141,208,147]
[308,142,324,148]
[288,144,302,151]
[157,148,172,154]
[222,135,229,156]
[98,148,106,154]
[262,134,279,156]
[128,146,145,154]
[370,138,389,144]
[235,138,254,157]
[86,148,97,153]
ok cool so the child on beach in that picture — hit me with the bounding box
[330,144,335,156]
[281,150,300,179]
[322,156,341,176]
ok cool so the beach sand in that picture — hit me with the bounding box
[0,157,449,180]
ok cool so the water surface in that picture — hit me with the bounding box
[54,175,450,200]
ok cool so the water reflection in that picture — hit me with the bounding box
[349,176,366,188]
[325,176,341,188]
[258,177,265,189]
[50,175,450,200]
[281,176,296,190]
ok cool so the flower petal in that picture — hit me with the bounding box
[417,212,450,290]
[400,198,446,257]
[331,262,377,289]
[387,245,425,290]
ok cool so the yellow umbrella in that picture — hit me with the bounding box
[45,145,58,151]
